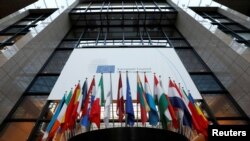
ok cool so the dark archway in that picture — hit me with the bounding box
[69,127,189,141]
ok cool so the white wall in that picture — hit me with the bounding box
[49,48,202,100]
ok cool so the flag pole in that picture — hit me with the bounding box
[136,71,139,127]
[110,72,115,128]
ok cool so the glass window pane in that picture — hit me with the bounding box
[28,76,58,93]
[34,122,49,140]
[58,41,78,48]
[170,39,189,47]
[224,25,245,31]
[203,94,242,117]
[176,49,209,72]
[0,122,35,141]
[3,27,22,34]
[237,33,250,40]
[191,74,224,91]
[162,27,182,38]
[12,96,47,119]
[65,28,84,39]
[42,101,59,120]
[42,50,72,74]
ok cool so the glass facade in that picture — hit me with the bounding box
[0,1,249,141]
[193,10,250,48]
[0,10,55,49]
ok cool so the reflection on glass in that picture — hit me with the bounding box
[237,33,250,40]
[176,49,209,72]
[191,74,224,92]
[42,50,72,74]
[203,94,242,117]
[28,76,58,93]
[12,96,47,119]
[0,122,35,141]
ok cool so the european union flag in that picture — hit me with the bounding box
[125,74,135,126]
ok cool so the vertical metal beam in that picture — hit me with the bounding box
[144,27,152,45]
[100,1,105,27]
[161,27,173,48]
[135,1,140,25]
[96,28,101,46]
[139,27,144,46]
[75,28,86,48]
[140,1,147,26]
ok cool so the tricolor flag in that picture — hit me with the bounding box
[48,90,72,139]
[159,76,178,129]
[89,75,103,128]
[168,79,192,128]
[69,82,82,129]
[154,74,172,129]
[116,72,124,122]
[99,74,105,106]
[144,74,159,126]
[137,73,150,125]
[42,94,65,140]
[125,73,135,126]
[62,83,81,130]
[187,91,208,137]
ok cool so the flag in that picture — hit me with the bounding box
[177,84,207,136]
[81,77,96,117]
[80,108,90,130]
[154,74,172,129]
[104,91,112,127]
[116,72,124,122]
[144,74,159,126]
[126,73,135,126]
[89,75,103,128]
[80,76,96,129]
[61,83,81,130]
[99,74,105,106]
[159,76,178,129]
[137,73,150,125]
[168,79,192,128]
[80,79,88,111]
[103,73,114,128]
[104,73,112,127]
[42,94,65,140]
[153,74,159,105]
[187,91,208,137]
[69,82,82,129]
[48,90,72,139]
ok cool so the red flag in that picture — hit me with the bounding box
[61,83,80,130]
[116,73,124,122]
[165,96,179,129]
[89,76,103,128]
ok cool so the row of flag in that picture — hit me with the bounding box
[42,72,209,141]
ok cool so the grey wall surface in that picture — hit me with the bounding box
[171,2,250,117]
[0,11,72,124]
